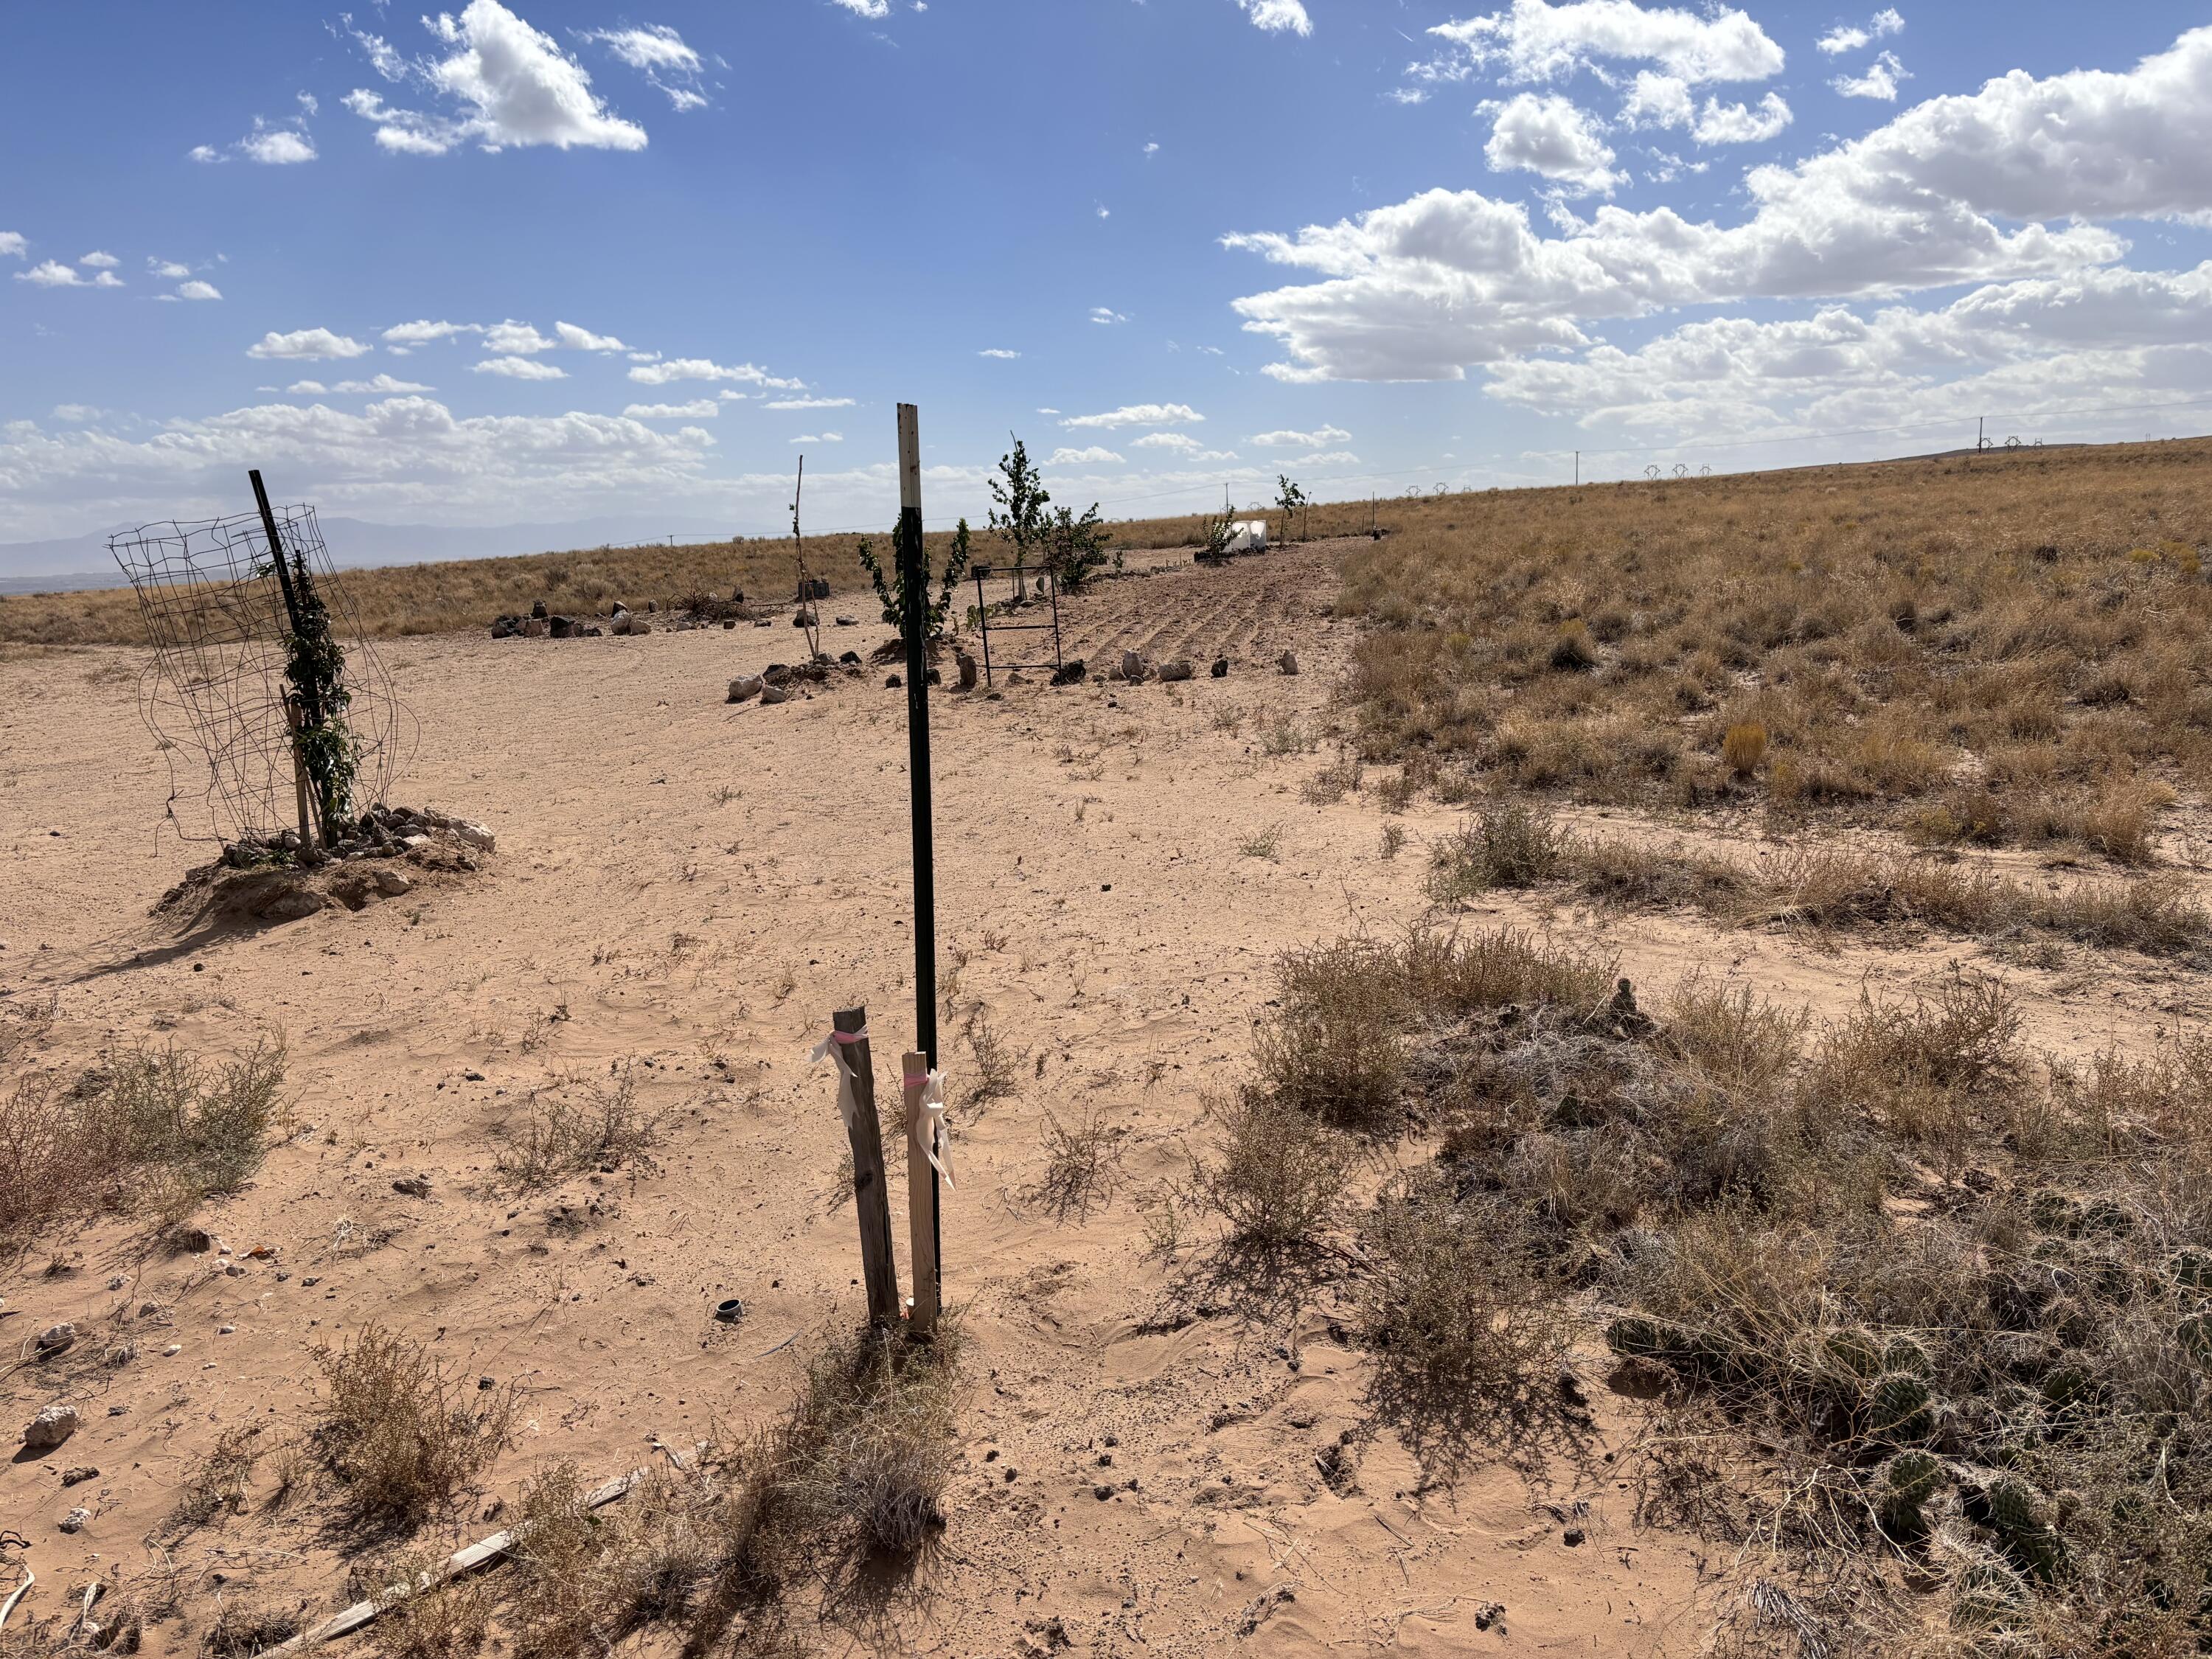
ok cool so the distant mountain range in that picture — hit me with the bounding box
[0,515,740,595]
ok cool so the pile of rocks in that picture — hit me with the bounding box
[491,600,602,640]
[492,595,764,640]
[220,804,495,870]
[728,656,863,706]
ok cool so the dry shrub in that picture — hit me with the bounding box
[1426,800,1567,900]
[1663,976,1805,1094]
[1253,937,1407,1130]
[964,1011,1026,1106]
[504,1464,714,1659]
[169,1424,264,1534]
[1722,721,1768,779]
[493,1060,664,1192]
[0,1038,284,1247]
[1357,1174,1575,1400]
[366,1554,493,1659]
[312,1325,517,1529]
[1300,753,1364,805]
[1025,1106,1126,1221]
[202,1601,302,1658]
[1194,1089,1352,1251]
[2073,782,2159,865]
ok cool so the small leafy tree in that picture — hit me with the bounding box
[987,437,1051,572]
[858,518,973,639]
[1197,508,1240,562]
[1043,503,1119,591]
[1276,476,1307,543]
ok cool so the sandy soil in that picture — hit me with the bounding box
[2,538,2200,1655]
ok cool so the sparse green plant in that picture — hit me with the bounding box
[1238,821,1284,860]
[1426,800,1565,900]
[1379,822,1407,860]
[494,1062,665,1192]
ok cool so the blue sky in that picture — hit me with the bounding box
[4,1,2212,549]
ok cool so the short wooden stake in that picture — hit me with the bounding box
[832,1006,902,1327]
[901,1050,940,1335]
[285,696,315,852]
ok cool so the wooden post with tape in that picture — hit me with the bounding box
[832,1005,901,1327]
[901,1051,939,1335]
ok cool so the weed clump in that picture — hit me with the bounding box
[494,1061,664,1192]
[311,1325,516,1530]
[1194,1090,1352,1251]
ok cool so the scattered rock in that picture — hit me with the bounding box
[1050,659,1087,686]
[759,684,792,706]
[60,1466,98,1486]
[886,672,902,689]
[1156,658,1194,683]
[1277,650,1299,675]
[372,869,412,897]
[223,1262,247,1278]
[58,1506,91,1534]
[35,1322,75,1354]
[956,649,979,691]
[23,1404,80,1451]
[218,1324,237,1335]
[835,615,858,627]
[162,1343,182,1357]
[451,821,496,853]
[392,1175,432,1197]
[726,674,765,704]
[1211,657,1229,678]
[1120,650,1149,684]
[1562,1526,1586,1547]
[838,650,860,666]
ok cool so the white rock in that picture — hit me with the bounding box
[59,1506,91,1534]
[373,869,412,897]
[162,1344,181,1357]
[453,821,495,853]
[726,675,764,704]
[23,1403,80,1451]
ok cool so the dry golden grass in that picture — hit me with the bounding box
[1335,439,2212,859]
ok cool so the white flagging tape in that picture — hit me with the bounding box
[809,1026,869,1134]
[904,1067,956,1189]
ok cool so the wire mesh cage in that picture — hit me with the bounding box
[111,501,411,849]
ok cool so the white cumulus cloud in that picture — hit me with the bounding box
[1228,24,2212,383]
[554,321,627,351]
[1047,445,1124,465]
[627,357,803,389]
[344,0,647,156]
[1062,403,1204,429]
[1833,51,1907,100]
[1819,8,1902,55]
[0,232,24,260]
[1237,0,1311,36]
[473,355,567,379]
[623,400,718,418]
[176,279,223,302]
[762,396,854,410]
[1089,306,1128,324]
[1248,425,1352,448]
[1484,92,1622,193]
[248,328,372,361]
[978,348,1020,358]
[80,251,119,269]
[1430,0,1784,86]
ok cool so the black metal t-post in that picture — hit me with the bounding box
[896,402,942,1319]
[896,404,938,1068]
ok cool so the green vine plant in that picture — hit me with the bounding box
[857,518,974,639]
[260,546,359,837]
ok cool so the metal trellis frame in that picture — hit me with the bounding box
[969,562,1062,686]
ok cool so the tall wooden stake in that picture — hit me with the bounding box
[284,697,316,852]
[895,403,943,1326]
[832,1005,902,1326]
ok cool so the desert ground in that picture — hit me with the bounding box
[7,478,2212,1655]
